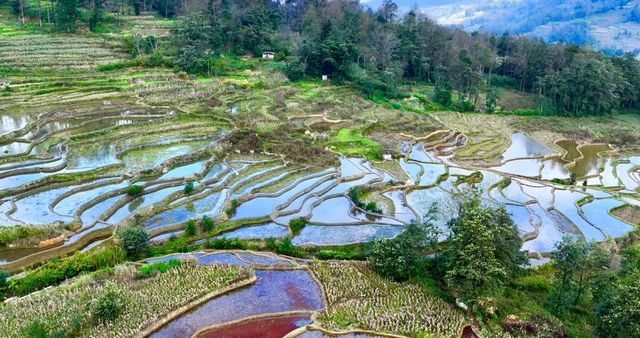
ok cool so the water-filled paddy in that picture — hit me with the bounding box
[2,128,639,267]
[195,314,312,338]
[213,223,288,240]
[292,225,404,246]
[500,132,555,162]
[150,270,324,338]
[232,172,333,220]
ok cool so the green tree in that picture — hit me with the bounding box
[184,182,195,194]
[594,271,640,337]
[54,0,79,32]
[443,197,527,307]
[94,283,122,322]
[127,185,144,196]
[185,220,197,236]
[546,52,623,115]
[289,217,307,234]
[120,227,149,259]
[89,0,104,32]
[549,236,609,315]
[369,209,441,282]
[486,87,500,113]
[201,215,215,232]
[0,270,9,299]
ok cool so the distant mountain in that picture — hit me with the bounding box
[365,0,640,56]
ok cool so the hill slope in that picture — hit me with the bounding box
[365,0,640,55]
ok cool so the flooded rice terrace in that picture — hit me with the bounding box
[0,106,639,270]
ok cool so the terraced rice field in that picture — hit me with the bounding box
[0,15,639,338]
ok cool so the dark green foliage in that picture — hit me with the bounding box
[316,249,366,261]
[434,87,453,106]
[94,284,121,323]
[549,237,609,316]
[486,88,500,113]
[593,271,640,337]
[593,244,640,337]
[22,321,67,338]
[203,237,246,250]
[551,178,573,185]
[349,187,383,214]
[225,199,240,217]
[284,60,306,81]
[96,62,131,72]
[153,0,179,18]
[120,227,149,259]
[369,223,429,282]
[0,270,9,299]
[184,182,195,194]
[443,196,528,307]
[288,217,307,234]
[148,236,194,256]
[54,0,79,32]
[4,247,126,299]
[201,215,215,232]
[88,0,104,32]
[184,220,197,237]
[139,259,181,278]
[126,185,144,197]
[266,238,305,258]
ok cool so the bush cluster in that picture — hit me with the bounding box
[4,247,126,299]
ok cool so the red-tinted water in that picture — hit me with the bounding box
[196,314,310,338]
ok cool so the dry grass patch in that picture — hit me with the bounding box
[611,204,640,226]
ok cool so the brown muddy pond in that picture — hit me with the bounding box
[0,246,43,264]
[557,140,581,161]
[551,140,612,177]
[195,314,311,338]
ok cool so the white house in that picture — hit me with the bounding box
[262,51,275,60]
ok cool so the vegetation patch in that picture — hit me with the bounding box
[327,128,383,160]
[0,262,253,338]
[311,261,467,337]
[2,247,126,299]
[611,204,640,226]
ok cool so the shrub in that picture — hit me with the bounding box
[317,250,366,260]
[551,178,572,185]
[201,216,215,232]
[94,283,122,323]
[370,230,421,282]
[289,217,307,234]
[184,220,197,237]
[225,199,240,217]
[203,237,246,250]
[365,201,382,214]
[184,182,195,194]
[96,61,131,72]
[126,185,144,197]
[349,187,383,214]
[434,87,453,106]
[139,259,181,278]
[275,238,305,258]
[0,270,9,299]
[21,321,65,338]
[120,227,149,259]
[6,247,126,298]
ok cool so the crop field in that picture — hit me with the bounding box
[0,260,253,338]
[311,261,468,337]
[0,27,637,276]
[0,5,639,338]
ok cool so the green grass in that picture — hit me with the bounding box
[327,128,383,160]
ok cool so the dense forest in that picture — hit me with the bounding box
[4,0,640,116]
